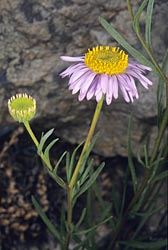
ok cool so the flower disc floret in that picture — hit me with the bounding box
[84,46,128,75]
[8,93,36,123]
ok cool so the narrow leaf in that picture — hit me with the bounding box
[78,133,99,176]
[130,205,164,243]
[79,159,94,185]
[74,163,105,200]
[120,240,168,249]
[157,48,168,125]
[145,0,155,48]
[161,48,168,73]
[99,16,154,68]
[74,216,112,235]
[67,142,84,182]
[44,138,59,163]
[133,0,148,32]
[47,170,66,189]
[75,208,87,229]
[32,196,61,242]
[37,128,54,155]
[127,115,137,193]
[53,151,67,175]
[152,170,168,183]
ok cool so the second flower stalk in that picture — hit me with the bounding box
[66,95,104,239]
[8,92,105,250]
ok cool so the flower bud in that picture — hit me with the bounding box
[8,93,36,123]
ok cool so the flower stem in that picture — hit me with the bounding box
[127,0,168,165]
[23,121,53,171]
[64,185,73,250]
[24,120,39,148]
[69,95,104,188]
[110,4,168,248]
[65,96,104,249]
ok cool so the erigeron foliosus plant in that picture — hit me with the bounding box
[8,1,168,249]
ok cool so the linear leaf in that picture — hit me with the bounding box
[74,216,112,235]
[53,151,67,175]
[120,239,168,249]
[67,142,84,182]
[75,208,87,229]
[79,159,94,186]
[129,205,164,245]
[157,48,168,125]
[127,115,137,193]
[99,16,154,68]
[145,0,155,48]
[32,196,61,242]
[37,128,55,155]
[47,170,66,189]
[152,170,168,183]
[133,0,148,32]
[78,133,100,176]
[74,163,105,200]
[44,138,59,163]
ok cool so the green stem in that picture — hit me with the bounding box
[65,96,104,250]
[64,185,72,250]
[127,0,168,85]
[24,121,66,189]
[67,185,73,231]
[136,31,168,83]
[24,120,39,147]
[69,95,104,188]
[24,121,53,171]
[126,0,134,22]
[110,3,168,248]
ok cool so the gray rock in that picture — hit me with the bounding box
[0,0,167,157]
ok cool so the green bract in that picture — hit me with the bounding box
[8,93,36,123]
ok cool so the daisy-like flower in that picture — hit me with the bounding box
[8,93,36,123]
[60,46,152,105]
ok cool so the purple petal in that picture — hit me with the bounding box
[106,76,113,105]
[86,77,99,100]
[128,59,152,71]
[119,83,130,102]
[111,75,118,99]
[60,56,84,62]
[95,78,103,102]
[60,63,85,77]
[80,72,96,94]
[78,91,86,101]
[69,67,90,83]
[100,74,108,94]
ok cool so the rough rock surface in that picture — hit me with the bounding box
[0,0,167,157]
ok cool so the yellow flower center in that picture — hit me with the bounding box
[84,46,128,75]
